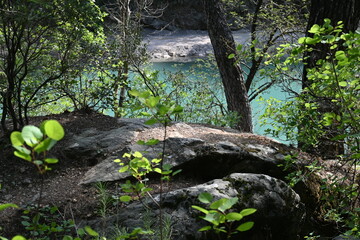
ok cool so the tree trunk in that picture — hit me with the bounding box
[301,0,360,156]
[203,0,253,132]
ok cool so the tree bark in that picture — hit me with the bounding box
[203,0,253,132]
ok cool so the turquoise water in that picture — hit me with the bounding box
[148,61,301,143]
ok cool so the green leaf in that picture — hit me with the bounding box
[34,138,54,153]
[308,24,320,34]
[13,145,31,155]
[198,226,212,232]
[203,212,221,225]
[11,236,27,240]
[335,50,346,61]
[225,212,243,221]
[172,105,184,114]
[228,53,235,59]
[239,208,257,217]
[44,120,64,141]
[22,126,43,146]
[211,197,238,212]
[133,152,143,158]
[145,118,158,125]
[119,165,129,173]
[198,192,213,204]
[14,151,31,161]
[128,89,141,97]
[119,195,132,202]
[34,160,43,166]
[45,158,58,164]
[146,96,160,108]
[144,139,160,145]
[191,205,209,214]
[10,131,24,146]
[338,81,347,87]
[210,198,227,210]
[298,37,318,45]
[236,221,254,232]
[0,203,19,211]
[84,226,99,236]
[153,168,162,174]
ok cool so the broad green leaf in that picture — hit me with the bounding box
[228,53,235,59]
[133,152,143,158]
[128,89,141,97]
[338,81,347,87]
[198,226,212,232]
[13,145,31,155]
[10,131,24,146]
[0,203,19,211]
[236,221,254,232]
[119,195,132,202]
[308,24,320,34]
[225,212,243,221]
[198,192,213,204]
[172,169,182,176]
[45,158,58,164]
[22,125,43,146]
[44,120,64,141]
[119,165,129,173]
[137,140,145,145]
[145,118,158,125]
[84,226,99,236]
[216,197,238,212]
[11,236,26,240]
[172,105,183,114]
[210,198,227,210]
[239,208,257,217]
[146,96,160,108]
[34,138,53,153]
[14,151,31,161]
[153,168,162,174]
[144,139,160,145]
[203,212,219,225]
[34,160,43,166]
[298,37,318,45]
[191,205,209,214]
[236,44,243,51]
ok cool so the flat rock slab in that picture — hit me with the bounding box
[77,121,293,184]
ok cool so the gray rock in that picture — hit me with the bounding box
[84,173,305,240]
[77,121,291,184]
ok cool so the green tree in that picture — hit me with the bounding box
[104,0,162,117]
[0,0,104,134]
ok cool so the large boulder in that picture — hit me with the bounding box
[77,121,291,184]
[85,173,305,240]
[59,117,325,238]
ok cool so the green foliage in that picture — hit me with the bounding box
[0,0,105,131]
[261,19,360,237]
[262,19,360,154]
[192,192,256,239]
[20,205,75,240]
[10,120,64,174]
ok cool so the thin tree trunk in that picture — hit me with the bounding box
[203,0,253,132]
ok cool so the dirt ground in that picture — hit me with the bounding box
[0,111,201,238]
